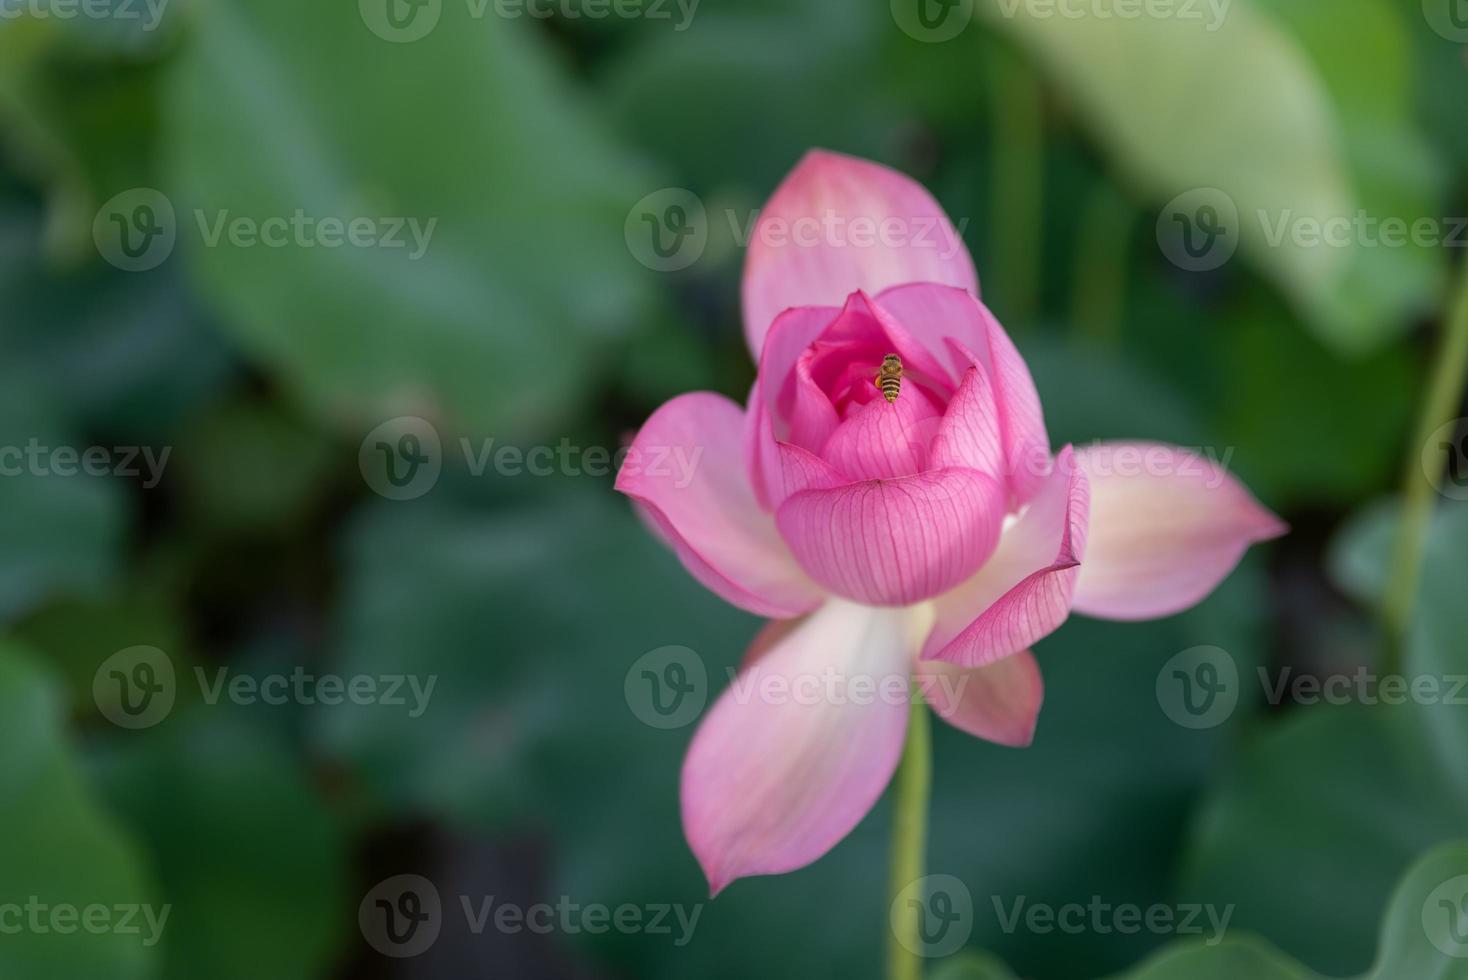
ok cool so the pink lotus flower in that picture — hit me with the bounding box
[615,150,1285,895]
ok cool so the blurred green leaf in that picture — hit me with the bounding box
[0,204,235,441]
[929,951,1021,980]
[0,375,126,623]
[312,483,757,829]
[163,0,656,435]
[1330,499,1468,808]
[93,707,347,980]
[1115,842,1468,978]
[173,397,337,533]
[1214,298,1415,506]
[601,0,894,193]
[1024,332,1207,446]
[314,471,1270,977]
[0,642,158,980]
[1181,704,1463,974]
[15,591,188,719]
[983,0,1443,351]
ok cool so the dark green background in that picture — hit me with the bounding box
[2,0,1466,977]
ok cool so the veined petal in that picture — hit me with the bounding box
[875,283,1050,505]
[820,392,941,481]
[617,393,825,618]
[923,446,1089,667]
[682,599,914,894]
[776,468,1006,606]
[1071,442,1286,620]
[741,150,978,358]
[928,364,1004,479]
[914,649,1043,747]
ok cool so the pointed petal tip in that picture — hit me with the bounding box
[703,868,730,899]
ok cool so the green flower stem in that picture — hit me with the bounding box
[887,692,932,980]
[1382,263,1468,667]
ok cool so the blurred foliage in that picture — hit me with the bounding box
[1,0,1466,977]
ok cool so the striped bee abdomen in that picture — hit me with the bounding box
[875,354,903,403]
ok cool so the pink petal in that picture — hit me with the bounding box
[745,306,841,488]
[820,391,941,481]
[741,150,978,358]
[762,294,952,426]
[874,284,1050,506]
[928,364,1004,479]
[776,468,1006,606]
[1070,442,1286,620]
[923,446,1089,667]
[743,392,847,511]
[682,599,914,894]
[616,393,826,618]
[914,649,1043,747]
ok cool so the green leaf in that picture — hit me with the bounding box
[929,951,1021,980]
[600,0,894,192]
[316,478,1270,977]
[162,0,655,434]
[0,204,235,441]
[1123,842,1468,978]
[0,642,158,980]
[172,398,336,534]
[0,375,125,624]
[1329,499,1468,808]
[92,708,347,980]
[1214,297,1415,506]
[312,484,758,829]
[982,0,1443,351]
[1181,704,1464,974]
